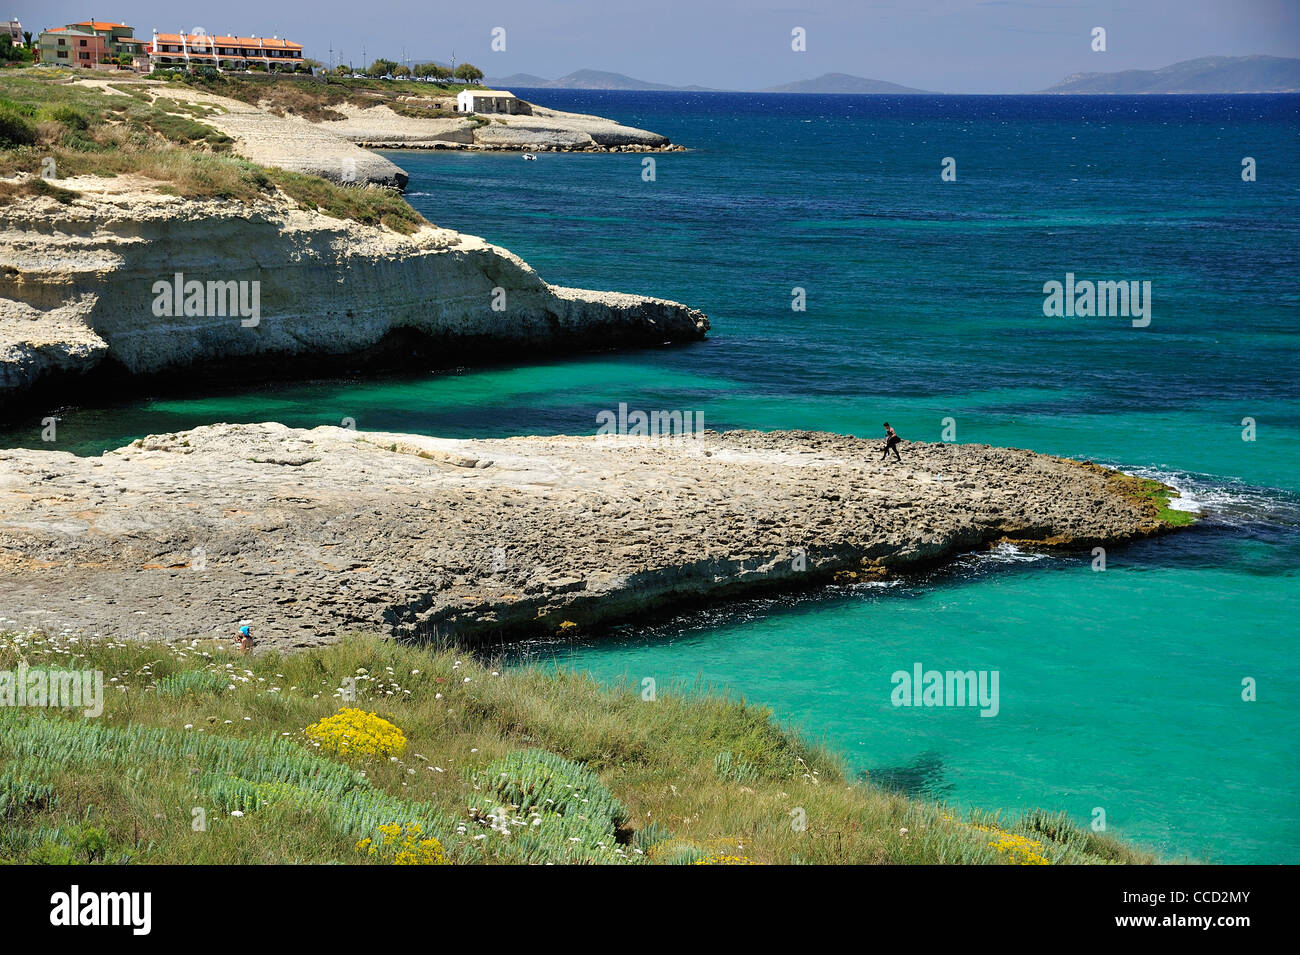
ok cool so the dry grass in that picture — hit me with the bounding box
[0,71,261,202]
[164,71,473,123]
[0,175,77,203]
[0,630,1159,865]
[1,69,427,233]
[267,167,426,234]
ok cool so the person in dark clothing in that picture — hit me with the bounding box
[881,422,902,462]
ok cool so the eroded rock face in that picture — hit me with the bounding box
[0,183,708,403]
[0,423,1170,649]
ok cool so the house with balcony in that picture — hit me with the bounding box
[5,17,22,44]
[37,21,143,68]
[145,31,305,72]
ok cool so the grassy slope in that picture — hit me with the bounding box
[0,631,1155,865]
[0,68,426,233]
[158,71,478,122]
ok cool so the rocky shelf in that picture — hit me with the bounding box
[0,423,1183,649]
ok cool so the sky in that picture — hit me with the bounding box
[14,0,1300,92]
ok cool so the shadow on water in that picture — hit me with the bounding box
[860,751,955,799]
[504,481,1300,667]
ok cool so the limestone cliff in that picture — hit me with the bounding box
[0,176,708,407]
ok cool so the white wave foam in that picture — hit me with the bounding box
[1125,467,1298,525]
[978,542,1047,564]
[843,577,906,590]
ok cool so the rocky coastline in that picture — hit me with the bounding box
[0,75,1187,657]
[358,141,687,153]
[0,178,708,413]
[309,100,680,156]
[0,423,1182,650]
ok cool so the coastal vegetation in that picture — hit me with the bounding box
[1089,467,1197,528]
[261,167,425,232]
[156,69,482,123]
[0,69,426,232]
[0,630,1156,865]
[1122,476,1197,527]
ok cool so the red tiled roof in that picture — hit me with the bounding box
[44,22,131,34]
[152,32,301,49]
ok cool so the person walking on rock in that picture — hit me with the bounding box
[881,422,902,462]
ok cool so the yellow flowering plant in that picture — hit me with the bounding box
[941,811,1053,865]
[303,707,407,758]
[694,854,759,865]
[987,831,1051,865]
[356,823,447,865]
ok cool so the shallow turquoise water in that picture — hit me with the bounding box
[512,532,1298,864]
[4,93,1296,862]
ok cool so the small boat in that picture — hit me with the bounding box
[522,153,538,161]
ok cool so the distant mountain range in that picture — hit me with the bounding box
[483,69,720,92]
[761,73,929,94]
[482,69,925,93]
[482,56,1300,95]
[1042,56,1300,94]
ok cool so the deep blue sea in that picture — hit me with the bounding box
[7,92,1297,863]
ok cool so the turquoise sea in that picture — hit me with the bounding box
[4,92,1296,863]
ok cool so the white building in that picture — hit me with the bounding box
[456,89,527,115]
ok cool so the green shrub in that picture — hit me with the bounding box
[29,841,77,865]
[631,820,672,853]
[713,750,759,784]
[27,825,123,865]
[142,109,232,150]
[470,748,636,863]
[41,103,89,131]
[1016,809,1128,862]
[653,841,708,864]
[73,825,112,862]
[0,772,54,819]
[0,99,36,147]
[474,748,629,830]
